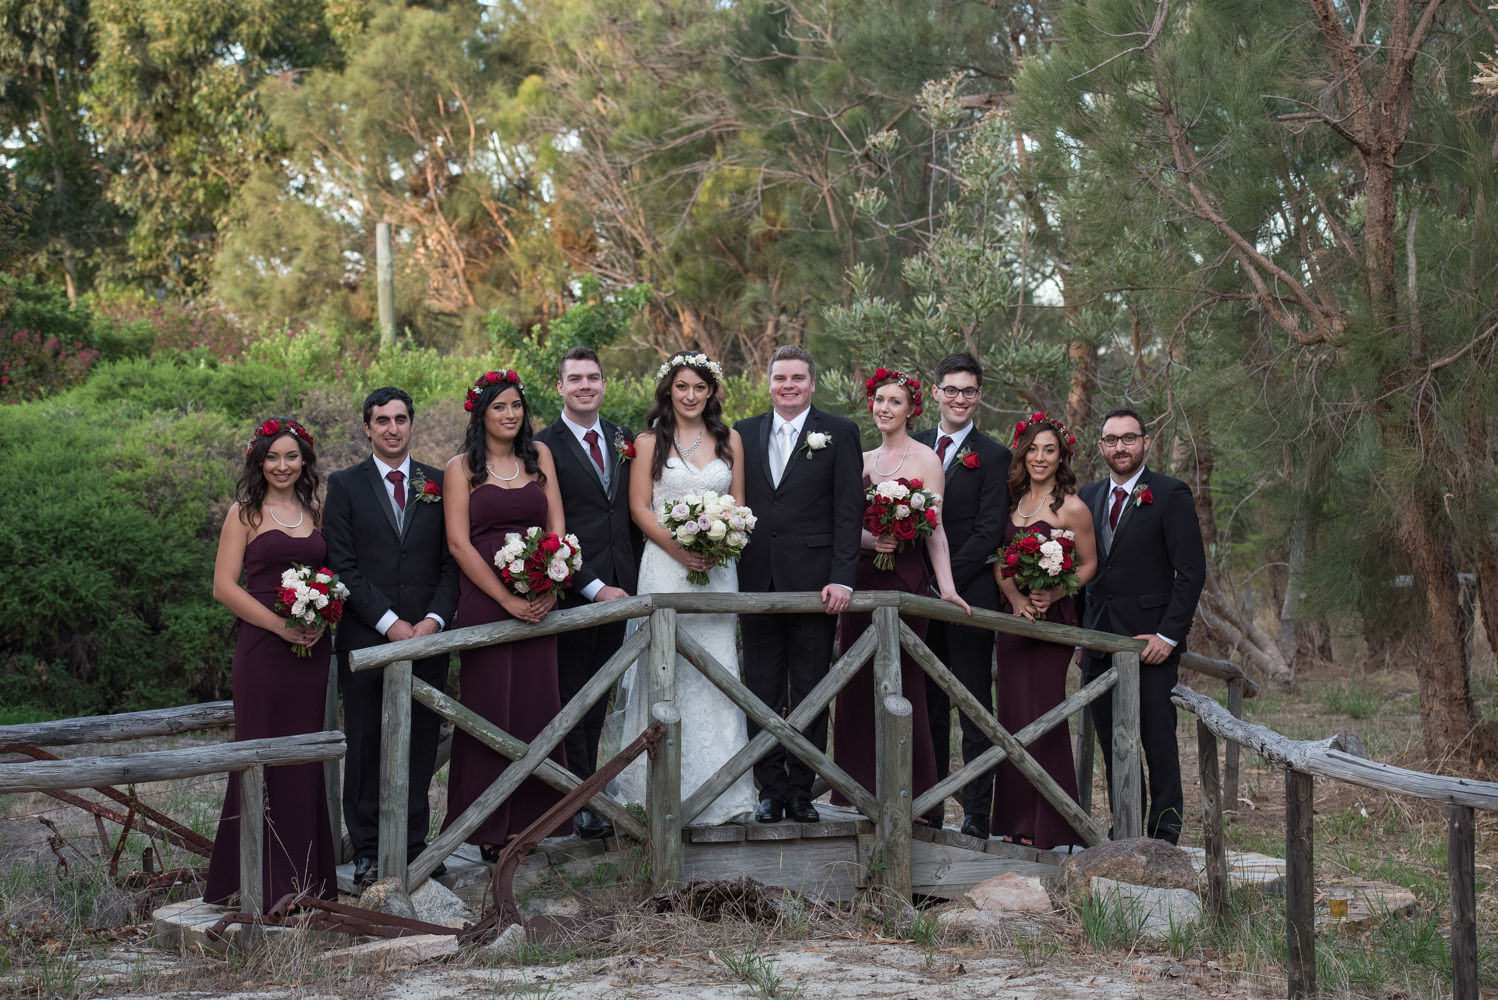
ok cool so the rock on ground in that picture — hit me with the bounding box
[1090,876,1203,938]
[1062,837,1201,891]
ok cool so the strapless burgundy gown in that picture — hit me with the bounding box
[990,518,1083,848]
[442,483,568,846]
[203,529,336,905]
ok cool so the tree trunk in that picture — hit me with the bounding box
[1197,568,1292,686]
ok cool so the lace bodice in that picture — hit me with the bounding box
[652,456,733,510]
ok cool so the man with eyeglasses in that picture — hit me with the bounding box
[1078,408,1205,844]
[914,352,1010,837]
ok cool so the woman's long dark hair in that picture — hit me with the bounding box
[1007,421,1076,515]
[237,422,321,528]
[463,381,544,488]
[646,360,732,482]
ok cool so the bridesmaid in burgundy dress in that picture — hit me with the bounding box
[833,369,970,820]
[441,371,570,861]
[990,413,1098,849]
[204,417,337,906]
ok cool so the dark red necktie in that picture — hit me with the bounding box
[936,435,953,462]
[1108,485,1127,530]
[584,429,606,475]
[387,469,406,512]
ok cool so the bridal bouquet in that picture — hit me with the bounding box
[274,564,350,657]
[864,478,941,571]
[658,490,756,585]
[494,527,584,598]
[995,526,1081,607]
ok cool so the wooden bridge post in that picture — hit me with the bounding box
[379,659,413,888]
[1075,703,1095,815]
[648,702,682,890]
[1111,650,1143,839]
[875,694,913,901]
[1285,768,1315,1000]
[238,763,265,925]
[1224,675,1243,811]
[1450,803,1478,1000]
[646,608,681,889]
[1196,720,1229,924]
[323,659,343,863]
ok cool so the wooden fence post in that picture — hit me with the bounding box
[1450,803,1477,1000]
[648,701,682,890]
[872,606,902,794]
[238,764,265,917]
[324,658,343,863]
[875,694,913,901]
[379,659,412,888]
[1075,703,1095,815]
[1285,769,1315,1000]
[1111,650,1142,839]
[1196,720,1229,925]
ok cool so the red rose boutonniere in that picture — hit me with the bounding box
[410,471,441,503]
[614,428,636,461]
[1132,483,1154,508]
[955,447,980,470]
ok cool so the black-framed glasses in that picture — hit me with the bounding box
[1100,433,1144,447]
[935,385,980,400]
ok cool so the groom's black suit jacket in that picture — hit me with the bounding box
[324,454,459,858]
[735,406,863,593]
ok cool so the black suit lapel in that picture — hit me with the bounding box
[1111,466,1148,545]
[400,461,435,541]
[1088,480,1111,560]
[599,418,624,502]
[776,409,817,493]
[552,418,608,498]
[361,458,401,538]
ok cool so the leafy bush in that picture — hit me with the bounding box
[72,351,318,418]
[88,286,254,361]
[0,330,101,404]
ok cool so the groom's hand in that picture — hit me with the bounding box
[595,586,630,602]
[821,584,851,614]
[386,619,416,642]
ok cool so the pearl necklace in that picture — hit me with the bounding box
[673,429,704,459]
[267,505,304,529]
[1015,492,1049,519]
[871,438,911,479]
[486,458,520,482]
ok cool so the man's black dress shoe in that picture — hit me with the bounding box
[754,797,785,823]
[574,808,614,840]
[960,814,989,839]
[786,796,820,824]
[352,855,377,887]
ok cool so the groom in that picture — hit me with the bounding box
[534,346,640,839]
[324,386,459,886]
[736,345,864,823]
[1079,407,1205,843]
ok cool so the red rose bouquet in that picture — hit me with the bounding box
[864,477,941,571]
[995,527,1081,617]
[493,527,584,597]
[274,564,350,656]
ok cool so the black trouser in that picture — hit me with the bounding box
[555,618,627,780]
[740,610,837,802]
[339,651,448,859]
[924,618,998,822]
[1083,650,1183,842]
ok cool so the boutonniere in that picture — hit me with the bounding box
[796,431,831,459]
[613,428,636,461]
[1132,483,1153,508]
[409,471,442,503]
[955,447,980,470]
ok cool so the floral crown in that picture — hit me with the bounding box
[246,417,314,456]
[1011,411,1077,453]
[865,367,923,417]
[657,352,724,384]
[465,369,525,411]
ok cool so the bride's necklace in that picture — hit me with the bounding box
[673,429,704,459]
[486,457,520,482]
[872,438,911,478]
[1015,492,1049,519]
[267,504,304,529]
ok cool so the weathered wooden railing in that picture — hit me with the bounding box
[0,711,345,920]
[1174,684,1497,1000]
[350,589,1167,898]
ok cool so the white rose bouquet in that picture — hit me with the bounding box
[493,527,584,597]
[658,490,757,585]
[274,564,351,657]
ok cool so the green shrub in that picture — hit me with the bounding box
[88,286,254,361]
[73,351,317,417]
[0,329,101,404]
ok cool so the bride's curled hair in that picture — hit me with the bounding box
[646,353,733,482]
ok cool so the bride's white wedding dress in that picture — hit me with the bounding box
[611,456,757,825]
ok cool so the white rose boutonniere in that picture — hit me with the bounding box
[797,431,831,459]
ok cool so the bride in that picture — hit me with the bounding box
[611,351,758,825]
